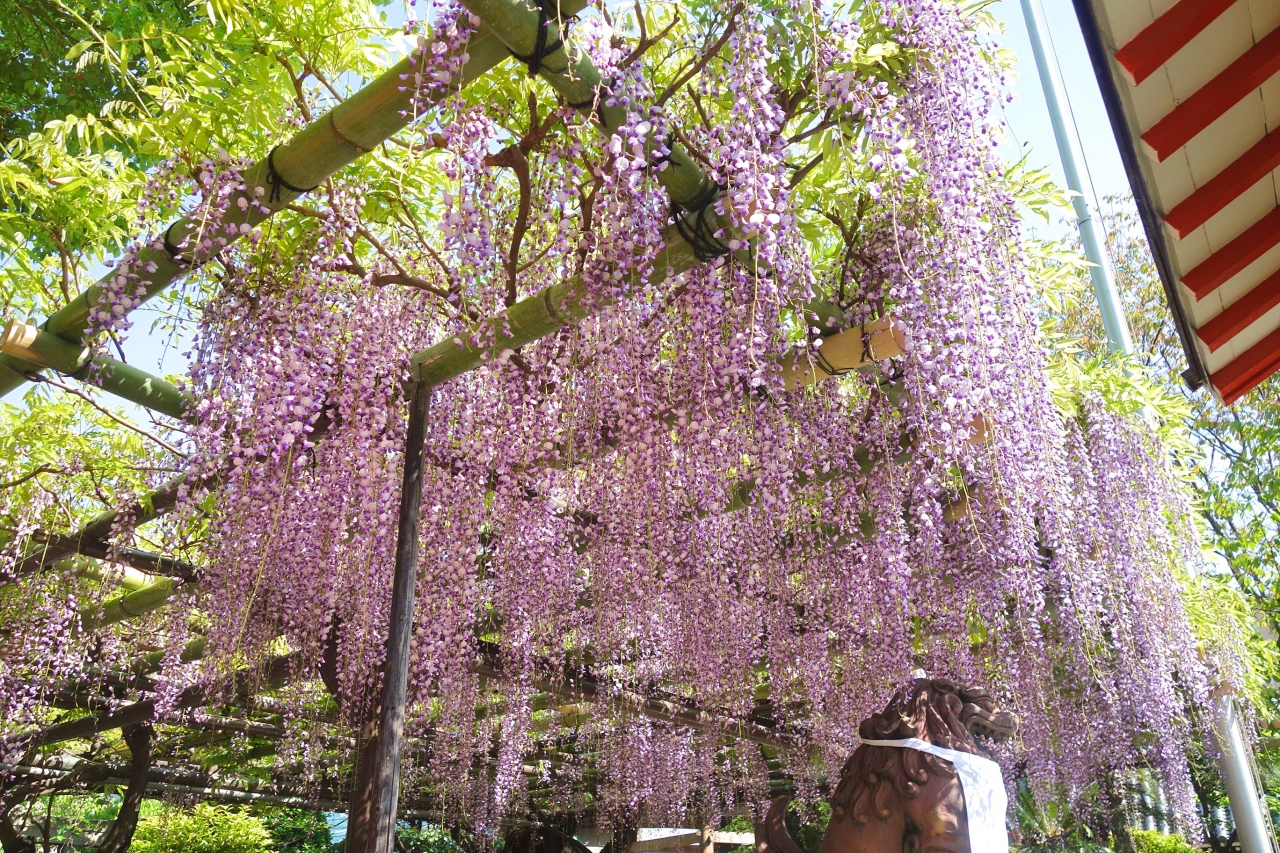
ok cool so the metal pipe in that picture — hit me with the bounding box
[1067,0,1206,388]
[1216,696,1277,853]
[1019,0,1135,355]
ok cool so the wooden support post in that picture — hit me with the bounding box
[347,381,431,853]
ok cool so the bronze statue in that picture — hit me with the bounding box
[759,678,1016,853]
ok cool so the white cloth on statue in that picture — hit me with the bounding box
[859,737,1009,853]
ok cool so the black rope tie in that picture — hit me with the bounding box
[566,77,613,127]
[510,0,564,76]
[812,322,877,378]
[650,133,675,171]
[115,590,140,618]
[265,145,320,203]
[813,345,845,378]
[672,181,730,262]
[162,221,186,264]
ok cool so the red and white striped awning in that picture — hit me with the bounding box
[1073,0,1280,404]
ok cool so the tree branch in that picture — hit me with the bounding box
[655,4,743,106]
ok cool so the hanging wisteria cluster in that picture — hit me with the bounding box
[0,0,1236,836]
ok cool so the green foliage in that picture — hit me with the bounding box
[1011,782,1116,853]
[3,793,122,850]
[1130,830,1193,853]
[130,803,275,853]
[396,823,466,853]
[0,0,198,142]
[781,799,832,853]
[257,807,333,853]
[1041,199,1280,710]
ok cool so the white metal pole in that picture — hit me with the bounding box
[1019,0,1135,355]
[1216,696,1276,853]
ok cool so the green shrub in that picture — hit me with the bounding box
[1132,829,1194,853]
[258,807,332,853]
[130,803,274,853]
[396,823,466,853]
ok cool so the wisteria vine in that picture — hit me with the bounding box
[0,0,1236,838]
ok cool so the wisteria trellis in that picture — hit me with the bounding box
[0,0,1240,836]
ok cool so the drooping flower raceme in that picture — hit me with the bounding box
[0,0,1227,836]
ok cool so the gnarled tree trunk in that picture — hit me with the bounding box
[0,813,34,853]
[97,723,153,853]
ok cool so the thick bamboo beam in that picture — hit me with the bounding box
[57,555,156,591]
[0,1,591,403]
[412,222,703,386]
[0,320,192,419]
[80,577,185,631]
[779,317,906,389]
[458,0,717,211]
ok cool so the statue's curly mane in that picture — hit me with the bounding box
[829,678,1012,825]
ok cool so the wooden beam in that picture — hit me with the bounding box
[1182,205,1280,299]
[27,652,302,749]
[629,833,702,853]
[1197,266,1280,352]
[779,316,905,389]
[469,643,799,749]
[1140,26,1280,162]
[346,383,431,853]
[1164,130,1280,238]
[1210,326,1280,404]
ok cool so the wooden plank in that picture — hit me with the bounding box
[711,833,755,846]
[1114,0,1240,85]
[629,833,701,853]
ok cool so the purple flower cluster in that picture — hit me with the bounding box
[0,0,1228,835]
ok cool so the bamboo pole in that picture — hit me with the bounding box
[0,1,592,404]
[0,319,194,419]
[456,0,718,211]
[413,222,701,386]
[57,555,157,591]
[79,577,184,632]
